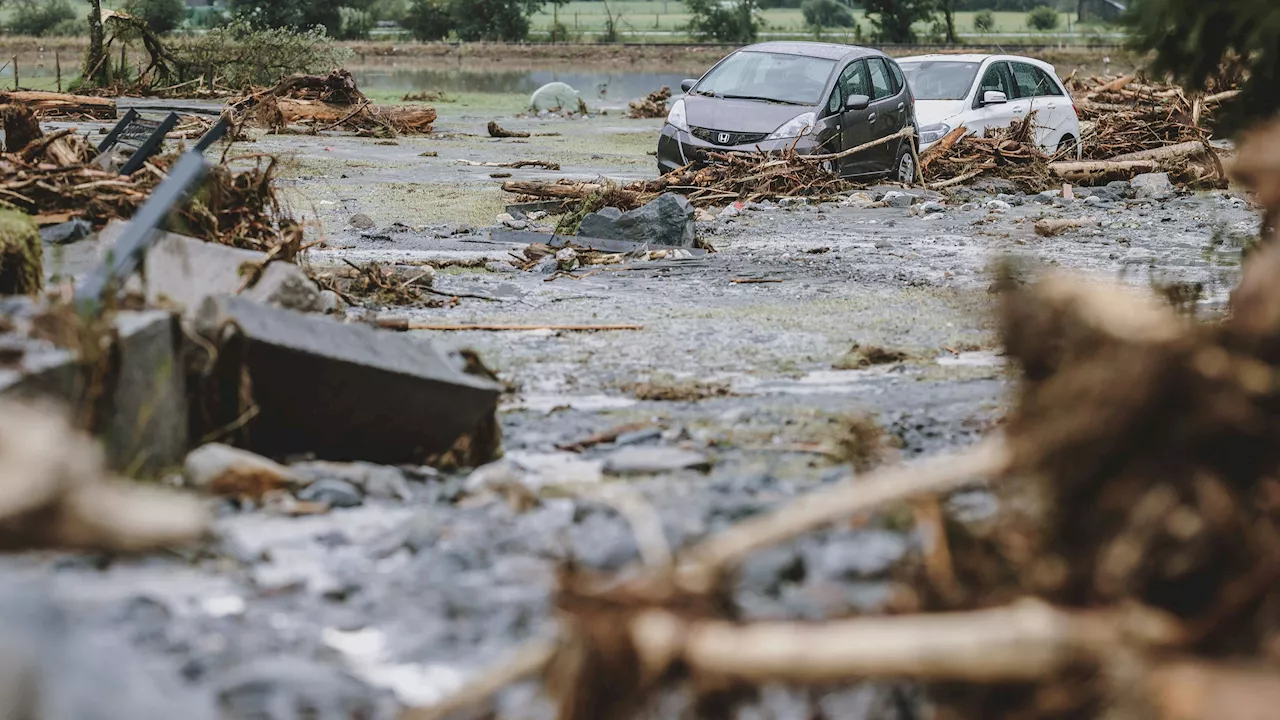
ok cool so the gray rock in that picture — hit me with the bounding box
[290,461,413,501]
[529,81,582,112]
[816,530,908,578]
[603,446,711,475]
[919,200,945,213]
[296,478,364,508]
[1107,179,1136,199]
[718,205,742,219]
[183,444,301,494]
[244,262,325,313]
[959,203,976,212]
[985,199,1011,212]
[533,256,558,274]
[1033,190,1060,204]
[578,193,696,247]
[882,191,914,208]
[349,213,375,230]
[485,261,520,273]
[1131,172,1175,200]
[215,656,393,720]
[318,290,345,314]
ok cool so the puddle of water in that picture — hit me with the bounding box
[354,68,689,102]
[733,367,900,396]
[935,351,1006,367]
[507,393,637,413]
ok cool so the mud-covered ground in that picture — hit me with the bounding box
[11,99,1262,719]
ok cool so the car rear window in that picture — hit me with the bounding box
[1011,62,1064,98]
[898,61,982,101]
[868,59,894,100]
[694,51,837,106]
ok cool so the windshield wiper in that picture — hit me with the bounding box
[718,94,806,106]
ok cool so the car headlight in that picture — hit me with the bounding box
[666,99,690,133]
[767,112,817,140]
[918,123,951,144]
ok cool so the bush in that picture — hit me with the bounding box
[686,0,762,43]
[404,0,452,40]
[8,0,76,37]
[169,18,352,87]
[973,9,996,32]
[1026,6,1059,31]
[122,0,187,34]
[802,0,855,28]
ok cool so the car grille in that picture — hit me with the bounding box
[691,127,769,146]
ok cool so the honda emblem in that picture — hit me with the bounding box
[717,132,731,144]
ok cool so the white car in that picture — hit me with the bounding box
[897,54,1082,158]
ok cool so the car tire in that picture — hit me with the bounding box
[893,143,917,185]
[1057,134,1079,159]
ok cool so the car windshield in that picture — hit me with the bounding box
[898,61,982,101]
[694,51,836,106]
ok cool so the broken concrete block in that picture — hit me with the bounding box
[105,310,188,476]
[194,296,502,465]
[243,262,325,313]
[184,443,302,499]
[100,220,265,315]
[576,193,696,247]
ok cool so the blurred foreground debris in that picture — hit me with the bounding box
[230,69,436,137]
[0,399,208,552]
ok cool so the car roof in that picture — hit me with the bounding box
[896,53,1059,74]
[740,41,882,62]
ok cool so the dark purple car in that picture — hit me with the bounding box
[657,41,919,182]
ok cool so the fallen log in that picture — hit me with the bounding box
[0,91,116,120]
[1050,159,1160,182]
[488,121,530,138]
[1034,217,1099,237]
[920,126,968,170]
[502,180,641,206]
[1109,141,1209,163]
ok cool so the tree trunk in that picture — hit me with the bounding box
[944,0,957,43]
[84,0,109,87]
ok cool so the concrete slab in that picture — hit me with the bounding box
[106,310,187,475]
[194,296,502,465]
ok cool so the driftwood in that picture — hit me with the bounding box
[488,121,530,138]
[1050,159,1161,182]
[1109,141,1210,163]
[1034,217,1099,237]
[0,91,117,120]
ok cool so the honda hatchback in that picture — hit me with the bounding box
[658,42,919,182]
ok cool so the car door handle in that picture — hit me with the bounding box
[868,112,877,123]
[897,102,905,111]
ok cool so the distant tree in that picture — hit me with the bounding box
[451,0,544,41]
[802,0,855,27]
[9,0,76,36]
[228,0,342,33]
[1125,0,1280,134]
[404,0,452,39]
[973,8,995,31]
[940,0,958,42]
[122,0,186,34]
[862,0,938,43]
[1026,5,1059,30]
[85,0,109,85]
[337,6,374,38]
[685,0,762,43]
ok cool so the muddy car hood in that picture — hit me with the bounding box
[683,96,815,134]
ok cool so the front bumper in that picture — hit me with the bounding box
[656,125,825,174]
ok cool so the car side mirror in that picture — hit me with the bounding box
[845,94,870,111]
[680,79,697,93]
[982,90,1007,105]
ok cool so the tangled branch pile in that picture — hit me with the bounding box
[0,109,299,254]
[921,115,1054,192]
[640,148,855,205]
[229,69,436,137]
[628,87,672,119]
[309,260,451,309]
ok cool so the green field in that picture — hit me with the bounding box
[531,2,1113,41]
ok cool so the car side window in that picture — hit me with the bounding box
[978,62,1013,99]
[1010,62,1045,98]
[868,58,893,100]
[887,60,905,96]
[830,61,869,113]
[1032,66,1064,97]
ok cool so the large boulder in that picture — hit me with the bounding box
[530,82,583,113]
[1131,172,1175,200]
[577,193,696,248]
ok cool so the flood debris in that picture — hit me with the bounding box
[623,377,734,402]
[457,158,559,170]
[308,260,450,310]
[487,121,530,139]
[230,69,436,137]
[0,398,208,552]
[183,443,303,501]
[628,87,672,119]
[832,343,911,370]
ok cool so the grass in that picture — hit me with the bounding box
[531,2,1114,39]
